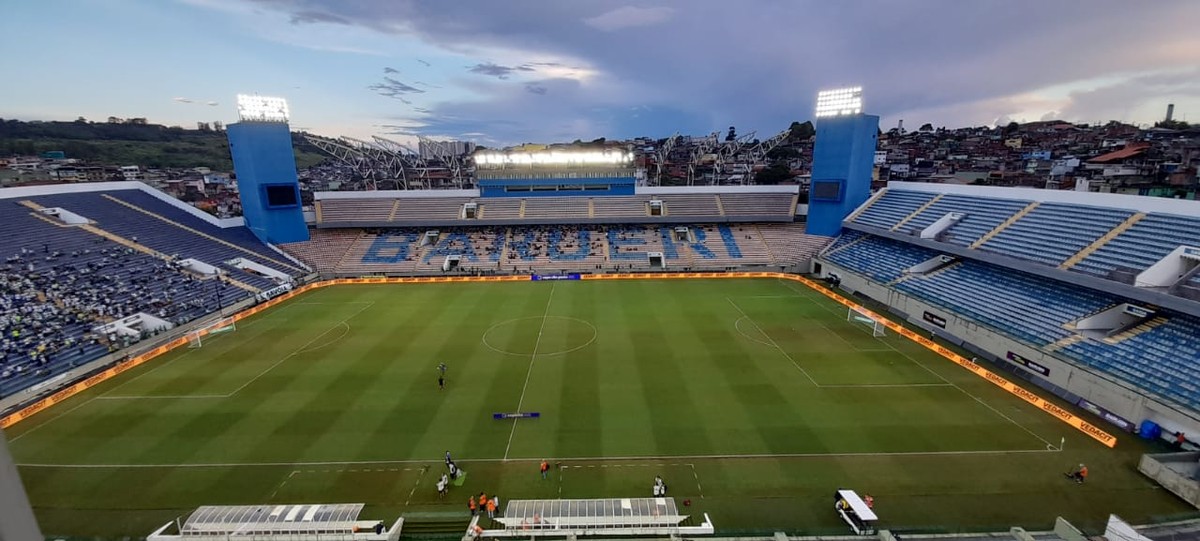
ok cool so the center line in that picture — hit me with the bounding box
[504,282,556,460]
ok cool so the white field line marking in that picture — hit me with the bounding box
[96,394,227,400]
[269,469,298,500]
[98,348,202,397]
[404,465,428,507]
[7,395,98,444]
[98,299,351,399]
[818,383,952,388]
[223,302,374,398]
[809,318,893,352]
[733,316,775,347]
[776,279,1056,448]
[725,297,819,386]
[12,304,377,441]
[503,282,556,460]
[17,447,1062,469]
[690,463,704,499]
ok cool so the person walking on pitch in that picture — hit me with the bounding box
[540,460,550,479]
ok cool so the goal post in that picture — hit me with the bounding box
[186,316,237,348]
[847,307,887,337]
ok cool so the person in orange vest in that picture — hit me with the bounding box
[1066,463,1088,484]
[479,492,488,513]
[486,496,497,518]
[540,460,550,479]
[468,495,477,516]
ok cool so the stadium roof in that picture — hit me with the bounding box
[181,504,365,535]
[497,498,685,529]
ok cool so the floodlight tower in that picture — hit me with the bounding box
[226,95,309,244]
[806,86,879,237]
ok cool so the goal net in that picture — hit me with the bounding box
[186,316,237,348]
[847,307,887,337]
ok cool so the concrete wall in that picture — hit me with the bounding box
[0,428,42,541]
[1138,453,1200,509]
[816,259,1200,437]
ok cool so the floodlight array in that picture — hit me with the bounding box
[474,150,632,167]
[815,87,863,118]
[236,94,290,123]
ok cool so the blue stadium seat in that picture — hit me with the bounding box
[979,203,1133,266]
[850,190,937,230]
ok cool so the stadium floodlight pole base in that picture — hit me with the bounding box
[847,307,887,337]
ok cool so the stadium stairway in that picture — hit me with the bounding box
[891,194,944,232]
[1102,316,1169,345]
[1044,334,1086,352]
[969,201,1041,249]
[844,188,888,222]
[821,230,867,257]
[714,194,726,216]
[755,224,778,263]
[387,199,402,221]
[101,193,306,274]
[1059,212,1146,270]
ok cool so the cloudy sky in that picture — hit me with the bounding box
[2,0,1198,145]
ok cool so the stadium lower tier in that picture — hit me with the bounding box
[819,232,1200,413]
[281,223,830,276]
[1,191,307,398]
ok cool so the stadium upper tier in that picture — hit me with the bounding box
[280,223,830,276]
[819,231,1200,413]
[844,183,1200,307]
[0,183,308,398]
[314,187,799,227]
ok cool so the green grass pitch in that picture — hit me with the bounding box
[4,278,1192,537]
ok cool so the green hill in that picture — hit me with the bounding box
[0,118,327,171]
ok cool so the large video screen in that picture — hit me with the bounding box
[264,184,299,208]
[811,180,843,201]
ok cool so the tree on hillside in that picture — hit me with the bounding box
[788,120,815,140]
[754,163,792,185]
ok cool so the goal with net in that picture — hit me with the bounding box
[847,307,887,337]
[186,317,237,348]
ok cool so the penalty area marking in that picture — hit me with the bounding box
[733,317,775,347]
[774,279,1059,449]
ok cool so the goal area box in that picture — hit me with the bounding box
[847,307,886,337]
[186,317,237,348]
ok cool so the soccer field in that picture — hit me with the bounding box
[5,278,1191,537]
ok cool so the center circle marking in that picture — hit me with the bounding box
[481,316,598,356]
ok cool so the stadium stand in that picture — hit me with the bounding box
[1073,213,1200,279]
[892,194,1030,246]
[819,230,1200,411]
[0,187,307,397]
[850,189,936,230]
[718,193,796,217]
[282,223,831,276]
[848,187,1200,301]
[978,203,1134,266]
